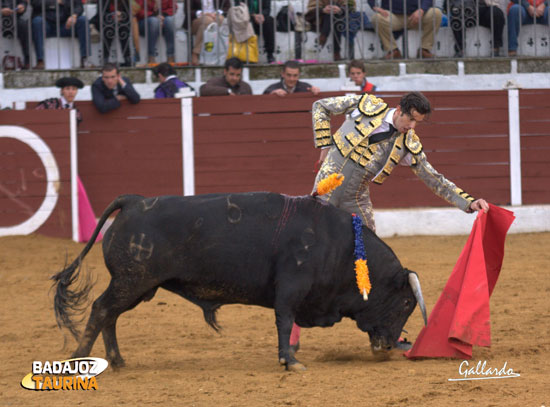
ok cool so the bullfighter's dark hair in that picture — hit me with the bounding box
[347,59,366,74]
[153,62,176,78]
[101,62,119,73]
[399,92,432,117]
[224,57,243,70]
[283,60,301,72]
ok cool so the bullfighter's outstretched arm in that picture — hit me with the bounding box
[312,94,362,148]
[409,151,476,212]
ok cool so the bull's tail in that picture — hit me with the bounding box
[51,194,143,340]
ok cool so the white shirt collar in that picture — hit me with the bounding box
[384,108,397,127]
[60,96,74,109]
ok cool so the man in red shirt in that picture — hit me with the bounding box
[348,59,377,93]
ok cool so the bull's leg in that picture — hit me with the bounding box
[100,286,159,367]
[274,307,306,372]
[101,319,125,367]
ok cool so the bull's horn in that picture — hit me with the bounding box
[408,273,428,326]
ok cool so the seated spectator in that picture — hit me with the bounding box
[348,59,377,92]
[263,60,320,96]
[1,0,30,69]
[507,0,549,56]
[92,63,141,113]
[152,62,192,98]
[235,0,275,63]
[200,57,252,96]
[36,76,84,122]
[31,0,91,69]
[184,0,230,66]
[135,0,176,63]
[368,0,442,59]
[305,0,357,61]
[448,0,505,57]
[90,0,135,67]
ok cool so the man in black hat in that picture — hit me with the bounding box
[35,76,84,123]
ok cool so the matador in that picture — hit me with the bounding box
[311,91,489,231]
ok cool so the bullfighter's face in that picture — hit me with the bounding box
[393,106,426,134]
[61,86,78,103]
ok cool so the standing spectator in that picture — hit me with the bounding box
[199,57,252,96]
[368,0,442,59]
[152,62,191,98]
[263,60,321,96]
[448,0,505,57]
[91,63,141,113]
[235,0,275,63]
[31,0,91,69]
[305,0,356,61]
[184,0,230,66]
[90,0,135,67]
[1,0,30,69]
[348,59,377,92]
[135,0,176,63]
[507,0,549,56]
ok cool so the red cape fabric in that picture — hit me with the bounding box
[78,177,102,243]
[405,204,515,359]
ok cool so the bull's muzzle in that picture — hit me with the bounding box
[371,336,393,353]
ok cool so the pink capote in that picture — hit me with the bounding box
[77,177,102,243]
[405,204,515,359]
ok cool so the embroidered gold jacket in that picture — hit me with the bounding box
[312,93,476,212]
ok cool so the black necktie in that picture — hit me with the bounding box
[369,124,396,145]
[64,104,70,109]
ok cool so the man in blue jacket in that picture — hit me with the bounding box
[368,0,442,59]
[91,63,141,113]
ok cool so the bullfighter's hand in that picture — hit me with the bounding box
[469,199,489,213]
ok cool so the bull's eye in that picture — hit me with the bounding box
[404,299,412,309]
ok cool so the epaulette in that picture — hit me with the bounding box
[357,94,388,117]
[404,130,423,155]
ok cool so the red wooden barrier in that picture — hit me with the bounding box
[0,110,72,238]
[519,89,550,204]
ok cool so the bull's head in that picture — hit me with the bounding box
[354,268,427,353]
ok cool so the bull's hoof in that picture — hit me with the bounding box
[109,356,126,369]
[287,362,306,372]
[279,358,287,366]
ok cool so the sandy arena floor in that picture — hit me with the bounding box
[0,232,548,406]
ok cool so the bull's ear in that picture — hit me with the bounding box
[392,269,410,290]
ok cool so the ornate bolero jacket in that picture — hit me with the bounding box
[312,93,476,212]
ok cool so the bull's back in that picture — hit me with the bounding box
[102,192,338,307]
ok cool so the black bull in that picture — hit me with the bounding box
[53,193,427,370]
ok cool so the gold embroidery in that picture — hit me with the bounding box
[334,130,352,156]
[345,131,364,147]
[372,135,405,184]
[315,120,330,130]
[358,94,388,117]
[404,130,423,154]
[356,115,384,138]
[315,129,331,140]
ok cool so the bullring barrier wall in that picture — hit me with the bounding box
[1,89,548,239]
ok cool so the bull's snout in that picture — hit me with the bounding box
[370,336,393,353]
